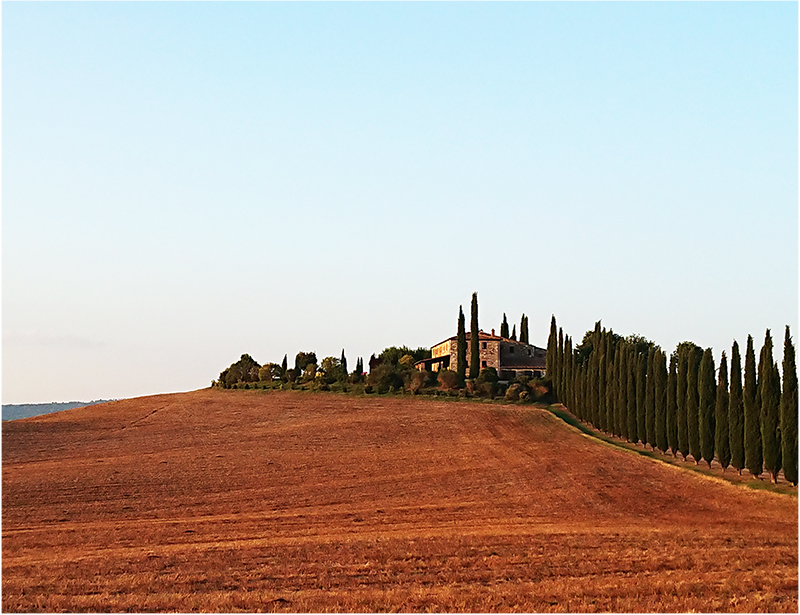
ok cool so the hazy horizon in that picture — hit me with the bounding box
[4,2,797,404]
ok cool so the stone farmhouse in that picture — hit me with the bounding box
[414,329,547,380]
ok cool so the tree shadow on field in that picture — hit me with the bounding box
[547,405,797,497]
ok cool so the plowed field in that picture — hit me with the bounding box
[2,388,797,612]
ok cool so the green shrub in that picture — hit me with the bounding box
[438,369,460,391]
[505,383,523,401]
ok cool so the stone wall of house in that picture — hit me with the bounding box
[498,341,545,368]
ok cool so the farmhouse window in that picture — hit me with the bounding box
[509,346,514,354]
[481,342,487,349]
[527,349,531,356]
[482,360,487,368]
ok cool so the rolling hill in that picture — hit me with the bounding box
[2,388,797,612]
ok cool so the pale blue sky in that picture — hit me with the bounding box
[3,2,797,404]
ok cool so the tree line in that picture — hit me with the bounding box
[546,316,798,485]
[214,293,547,401]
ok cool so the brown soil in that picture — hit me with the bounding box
[3,388,797,612]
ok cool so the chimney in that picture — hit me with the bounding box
[491,328,495,336]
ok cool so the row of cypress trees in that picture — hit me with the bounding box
[546,316,798,485]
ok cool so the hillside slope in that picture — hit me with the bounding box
[3,389,797,612]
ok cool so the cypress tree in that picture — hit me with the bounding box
[606,337,617,436]
[627,346,638,443]
[500,314,509,339]
[635,352,647,444]
[698,348,716,468]
[561,335,572,408]
[469,293,479,379]
[655,349,668,453]
[563,335,572,409]
[728,341,745,474]
[511,324,516,341]
[341,349,348,376]
[781,326,798,486]
[676,345,689,460]
[715,351,731,471]
[546,316,557,384]
[666,352,678,456]
[744,334,762,477]
[598,330,608,432]
[557,327,565,401]
[606,350,616,436]
[618,341,629,440]
[281,354,288,380]
[687,345,702,464]
[760,330,782,483]
[456,306,467,386]
[520,314,529,344]
[644,347,656,448]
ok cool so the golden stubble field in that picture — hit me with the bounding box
[2,388,797,612]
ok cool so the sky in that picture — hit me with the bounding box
[3,2,797,404]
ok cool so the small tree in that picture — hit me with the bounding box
[438,368,460,391]
[781,326,798,486]
[295,351,317,372]
[259,363,282,382]
[280,354,288,381]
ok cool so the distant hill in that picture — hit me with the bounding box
[2,400,113,421]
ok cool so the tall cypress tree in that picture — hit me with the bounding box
[627,346,638,443]
[666,351,678,456]
[469,293,479,379]
[728,340,745,474]
[606,336,617,436]
[511,324,516,341]
[281,354,288,380]
[635,352,647,445]
[655,349,668,453]
[557,327,565,401]
[564,335,572,409]
[520,314,529,344]
[715,351,731,471]
[341,349,348,376]
[676,345,689,460]
[607,348,617,436]
[546,316,557,385]
[456,306,467,386]
[500,313,509,339]
[598,330,608,432]
[687,345,702,464]
[617,341,628,440]
[698,348,716,468]
[644,347,656,448]
[781,326,798,486]
[760,330,782,483]
[744,334,762,477]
